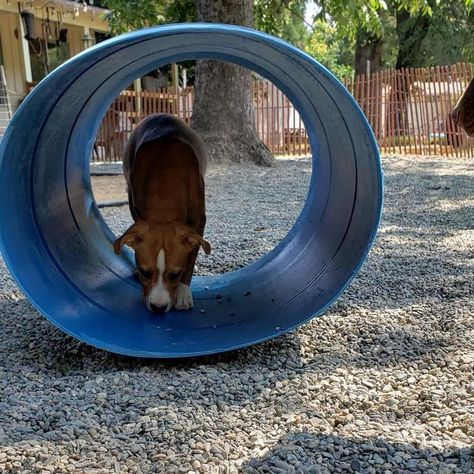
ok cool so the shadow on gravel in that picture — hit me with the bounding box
[1,293,447,378]
[240,432,473,473]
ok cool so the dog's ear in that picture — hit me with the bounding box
[114,224,145,254]
[183,234,211,255]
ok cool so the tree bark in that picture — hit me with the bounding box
[191,0,275,166]
[395,8,431,69]
[354,29,383,76]
[393,9,431,135]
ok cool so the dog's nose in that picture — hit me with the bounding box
[150,303,168,314]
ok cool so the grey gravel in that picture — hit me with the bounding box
[1,155,474,473]
[98,159,312,275]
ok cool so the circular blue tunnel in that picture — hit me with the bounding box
[0,24,382,358]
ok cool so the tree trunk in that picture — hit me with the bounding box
[393,9,431,136]
[395,8,431,69]
[191,0,275,166]
[354,29,384,141]
[354,29,383,76]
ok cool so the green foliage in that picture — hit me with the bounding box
[305,20,354,80]
[255,0,309,48]
[414,0,474,65]
[102,0,195,35]
[313,0,434,41]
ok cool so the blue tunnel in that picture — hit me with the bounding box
[0,24,383,358]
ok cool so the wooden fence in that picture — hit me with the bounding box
[93,63,474,161]
[345,62,474,158]
[93,82,309,161]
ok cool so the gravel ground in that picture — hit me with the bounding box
[1,155,474,473]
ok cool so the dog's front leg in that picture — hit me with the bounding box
[175,250,198,311]
[175,212,206,311]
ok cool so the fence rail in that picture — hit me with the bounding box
[93,63,474,162]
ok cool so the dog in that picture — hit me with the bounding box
[113,114,210,313]
[450,77,474,137]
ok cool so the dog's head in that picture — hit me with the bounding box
[114,220,211,313]
[451,77,474,137]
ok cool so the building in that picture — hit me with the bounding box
[0,0,110,110]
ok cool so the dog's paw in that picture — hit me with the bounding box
[175,283,193,310]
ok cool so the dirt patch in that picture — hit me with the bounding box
[91,175,128,203]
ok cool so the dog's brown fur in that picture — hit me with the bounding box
[451,77,474,137]
[114,114,210,312]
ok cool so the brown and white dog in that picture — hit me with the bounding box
[113,114,210,313]
[450,77,474,137]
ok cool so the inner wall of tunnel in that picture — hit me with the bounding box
[89,60,313,277]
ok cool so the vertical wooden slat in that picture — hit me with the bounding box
[463,62,474,158]
[394,70,403,154]
[401,68,412,154]
[291,90,296,156]
[191,86,195,123]
[435,66,446,156]
[449,65,459,156]
[374,71,381,144]
[389,70,395,154]
[369,71,375,135]
[413,68,425,155]
[465,63,471,158]
[380,72,388,153]
[401,69,411,153]
[392,70,398,154]
[457,63,467,157]
[407,68,423,155]
[263,83,267,149]
[269,82,273,153]
[183,87,188,124]
[298,98,303,155]
[440,66,450,156]
[366,71,371,127]
[365,72,371,128]
[265,81,269,152]
[395,69,404,153]
[371,71,377,133]
[276,85,280,155]
[441,65,456,158]
[254,83,258,143]
[271,82,275,154]
[359,73,365,118]
[427,67,443,155]
[419,67,431,156]
[259,83,262,145]
[385,71,393,153]
[418,67,428,156]
[452,64,464,157]
[143,90,147,117]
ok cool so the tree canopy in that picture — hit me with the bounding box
[101,0,474,76]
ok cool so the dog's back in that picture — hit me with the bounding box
[123,114,207,222]
[123,113,208,177]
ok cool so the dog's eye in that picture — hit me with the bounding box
[138,268,153,279]
[168,271,181,281]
